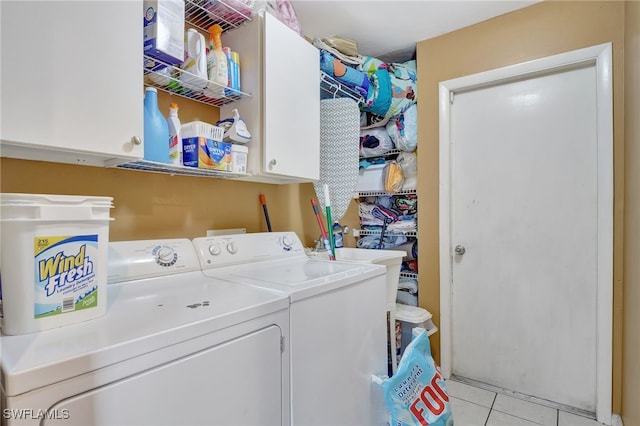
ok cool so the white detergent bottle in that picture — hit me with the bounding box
[205,24,228,99]
[168,102,182,165]
[180,29,208,92]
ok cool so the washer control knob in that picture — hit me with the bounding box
[227,242,238,254]
[281,235,293,249]
[154,245,178,267]
[209,245,221,256]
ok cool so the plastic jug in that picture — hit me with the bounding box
[180,29,208,92]
[143,87,170,163]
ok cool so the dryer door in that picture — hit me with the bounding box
[43,326,282,425]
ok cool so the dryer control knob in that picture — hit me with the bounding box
[209,245,221,256]
[227,242,238,254]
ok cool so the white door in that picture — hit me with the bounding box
[439,44,613,423]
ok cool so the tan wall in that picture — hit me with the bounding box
[415,0,626,414]
[0,90,321,245]
[623,1,640,424]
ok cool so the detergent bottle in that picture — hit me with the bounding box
[143,87,170,163]
[180,29,208,92]
[168,102,182,165]
[205,24,228,98]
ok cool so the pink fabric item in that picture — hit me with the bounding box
[271,0,303,35]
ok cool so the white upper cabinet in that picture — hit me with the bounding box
[220,11,320,183]
[0,1,143,166]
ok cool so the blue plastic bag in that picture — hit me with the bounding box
[381,328,453,426]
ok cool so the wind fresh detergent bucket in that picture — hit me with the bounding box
[0,193,113,335]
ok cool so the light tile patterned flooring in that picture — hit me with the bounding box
[446,380,603,426]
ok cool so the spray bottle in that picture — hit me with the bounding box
[206,24,228,98]
[168,103,182,165]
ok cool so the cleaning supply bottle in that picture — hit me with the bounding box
[333,222,344,248]
[205,24,228,98]
[143,87,170,163]
[168,102,182,165]
[231,51,241,91]
[223,47,234,96]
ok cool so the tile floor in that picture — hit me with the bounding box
[446,380,603,426]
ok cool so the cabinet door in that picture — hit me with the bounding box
[262,12,320,181]
[0,1,143,166]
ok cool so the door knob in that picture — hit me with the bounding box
[455,245,466,255]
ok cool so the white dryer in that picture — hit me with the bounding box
[1,239,290,426]
[192,232,389,426]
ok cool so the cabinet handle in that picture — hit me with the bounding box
[269,158,277,169]
[131,136,142,146]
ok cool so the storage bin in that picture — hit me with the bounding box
[395,303,438,361]
[231,144,248,174]
[355,164,385,192]
[0,193,113,335]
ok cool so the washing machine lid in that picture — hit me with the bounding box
[205,257,386,302]
[1,271,288,396]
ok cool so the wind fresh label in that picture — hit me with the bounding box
[34,235,100,319]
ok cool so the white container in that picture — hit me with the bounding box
[0,193,113,335]
[355,164,385,192]
[180,29,208,92]
[181,121,224,141]
[332,247,403,311]
[395,303,438,359]
[143,0,185,70]
[231,144,248,174]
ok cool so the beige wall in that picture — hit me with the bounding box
[415,0,626,414]
[0,90,321,245]
[623,1,640,424]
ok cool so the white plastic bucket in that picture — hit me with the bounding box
[0,193,113,335]
[231,144,248,174]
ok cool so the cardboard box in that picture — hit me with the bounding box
[143,0,185,71]
[183,137,232,171]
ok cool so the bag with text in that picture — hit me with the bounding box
[381,328,454,426]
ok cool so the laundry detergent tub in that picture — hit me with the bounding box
[0,193,113,335]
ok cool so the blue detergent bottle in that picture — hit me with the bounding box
[143,87,170,163]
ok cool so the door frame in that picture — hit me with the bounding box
[438,43,613,423]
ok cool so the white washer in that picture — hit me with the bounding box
[192,232,388,426]
[1,239,290,426]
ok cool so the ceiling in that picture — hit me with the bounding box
[292,0,539,63]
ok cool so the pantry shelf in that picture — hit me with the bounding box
[111,159,246,179]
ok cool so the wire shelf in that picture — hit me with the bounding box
[115,160,247,179]
[185,0,252,34]
[144,55,251,107]
[355,229,417,238]
[399,272,418,279]
[360,149,403,160]
[144,0,253,107]
[320,71,366,105]
[354,189,417,198]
